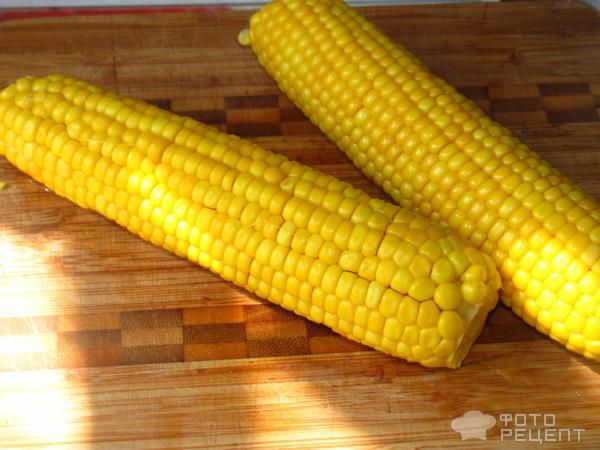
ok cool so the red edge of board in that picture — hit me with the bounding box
[0,5,234,22]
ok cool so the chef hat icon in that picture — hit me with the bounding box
[451,410,496,441]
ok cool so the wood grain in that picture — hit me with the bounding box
[0,1,600,448]
[1,343,599,449]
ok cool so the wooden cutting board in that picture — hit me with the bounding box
[1,1,599,448]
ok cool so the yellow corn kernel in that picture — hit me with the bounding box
[417,300,441,328]
[382,318,403,341]
[379,289,403,318]
[433,283,463,310]
[437,311,465,340]
[390,267,414,295]
[430,257,456,284]
[408,278,435,302]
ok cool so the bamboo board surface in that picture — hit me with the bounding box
[0,1,600,448]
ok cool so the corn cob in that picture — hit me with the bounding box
[243,0,600,361]
[0,74,499,368]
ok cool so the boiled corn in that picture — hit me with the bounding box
[0,74,500,368]
[243,0,600,360]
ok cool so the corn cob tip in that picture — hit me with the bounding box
[447,300,495,369]
[442,256,500,368]
[238,29,251,47]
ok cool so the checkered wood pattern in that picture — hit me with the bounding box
[151,82,600,140]
[0,304,371,371]
[0,303,542,371]
[1,81,596,372]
